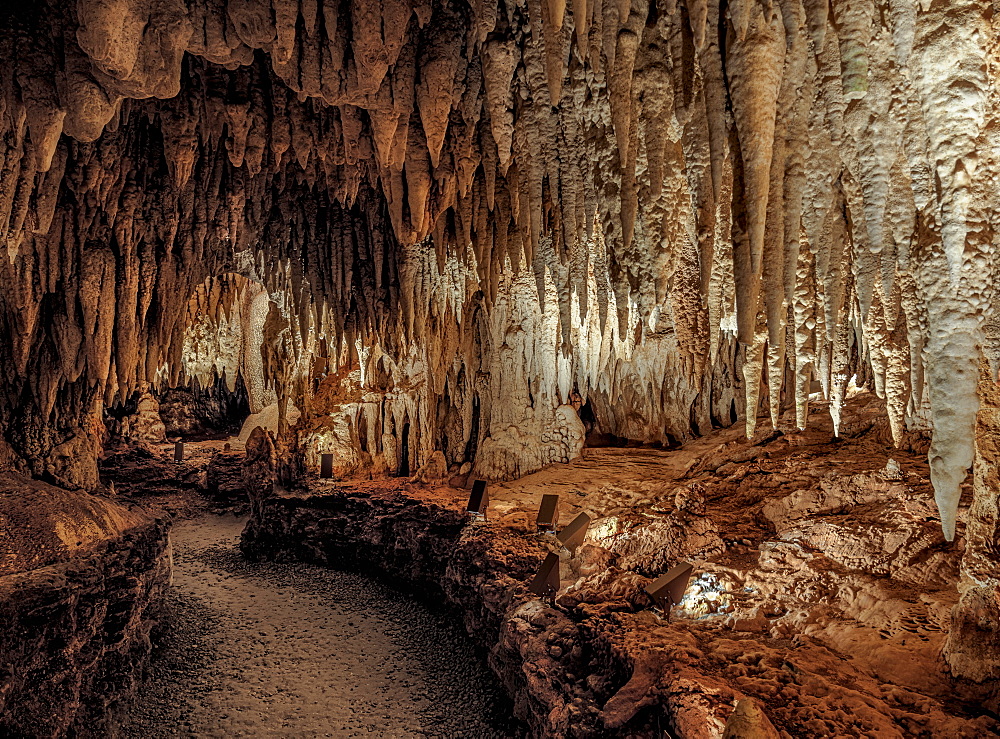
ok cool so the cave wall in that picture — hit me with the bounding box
[0,475,172,736]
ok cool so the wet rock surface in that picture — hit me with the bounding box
[123,515,522,738]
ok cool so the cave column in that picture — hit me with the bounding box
[243,289,274,414]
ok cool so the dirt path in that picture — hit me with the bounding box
[123,515,520,738]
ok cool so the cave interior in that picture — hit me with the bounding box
[1,0,1000,735]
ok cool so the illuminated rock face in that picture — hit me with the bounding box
[0,0,999,674]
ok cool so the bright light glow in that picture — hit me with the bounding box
[674,572,734,619]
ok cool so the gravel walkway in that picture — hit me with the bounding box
[122,515,522,738]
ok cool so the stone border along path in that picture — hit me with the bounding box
[122,514,523,738]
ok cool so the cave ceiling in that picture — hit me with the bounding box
[0,0,998,539]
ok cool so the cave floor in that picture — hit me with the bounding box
[277,392,997,735]
[121,514,521,738]
[110,390,999,735]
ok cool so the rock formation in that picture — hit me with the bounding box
[7,0,990,499]
[2,0,1000,723]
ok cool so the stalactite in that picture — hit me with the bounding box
[0,0,994,549]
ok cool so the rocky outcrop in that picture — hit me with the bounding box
[242,425,278,517]
[0,474,171,737]
[116,390,167,444]
[99,439,203,498]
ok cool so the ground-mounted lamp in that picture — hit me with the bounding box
[645,562,694,615]
[174,441,184,462]
[527,552,561,598]
[556,512,591,553]
[536,494,560,533]
[320,453,334,479]
[466,479,489,521]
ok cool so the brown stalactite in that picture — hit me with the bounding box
[0,0,995,624]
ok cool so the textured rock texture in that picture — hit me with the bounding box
[0,474,171,737]
[99,438,204,498]
[205,449,250,509]
[241,395,997,737]
[945,364,1000,682]
[115,390,167,444]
